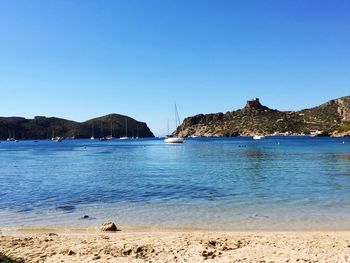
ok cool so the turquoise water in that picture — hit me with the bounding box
[0,137,350,230]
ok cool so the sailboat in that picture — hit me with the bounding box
[51,129,62,142]
[253,135,265,140]
[164,104,184,144]
[6,129,16,141]
[135,126,139,139]
[90,124,95,140]
[106,121,114,140]
[120,119,129,140]
[99,122,107,141]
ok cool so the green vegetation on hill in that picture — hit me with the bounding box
[337,122,350,132]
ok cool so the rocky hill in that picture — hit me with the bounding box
[0,114,154,139]
[175,96,350,137]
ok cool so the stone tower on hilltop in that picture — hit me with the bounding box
[244,98,269,111]
[246,98,262,108]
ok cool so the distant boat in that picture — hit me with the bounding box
[164,137,184,143]
[135,126,139,139]
[52,137,62,142]
[120,119,129,140]
[164,103,184,144]
[7,129,16,141]
[106,121,114,140]
[253,135,265,140]
[98,122,107,141]
[91,124,95,140]
[50,129,61,142]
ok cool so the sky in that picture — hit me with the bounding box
[0,0,349,135]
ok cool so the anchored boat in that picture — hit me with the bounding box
[164,103,184,144]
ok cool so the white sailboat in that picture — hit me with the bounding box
[50,129,62,142]
[7,129,16,141]
[164,137,184,143]
[90,124,95,140]
[164,103,184,144]
[120,119,129,140]
[253,135,265,140]
[135,126,139,139]
[106,121,114,140]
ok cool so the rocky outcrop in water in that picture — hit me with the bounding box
[175,96,350,137]
[0,114,154,139]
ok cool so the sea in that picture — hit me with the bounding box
[0,137,350,230]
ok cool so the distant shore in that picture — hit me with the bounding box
[1,227,350,262]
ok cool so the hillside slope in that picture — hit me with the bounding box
[0,114,154,139]
[176,96,350,137]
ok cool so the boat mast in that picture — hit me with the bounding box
[167,119,169,136]
[110,121,113,137]
[125,119,128,137]
[174,103,177,129]
[92,124,94,137]
[175,103,181,131]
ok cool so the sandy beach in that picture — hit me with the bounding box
[1,227,350,262]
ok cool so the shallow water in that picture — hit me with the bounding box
[0,137,350,230]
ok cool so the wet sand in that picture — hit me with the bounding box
[1,227,350,262]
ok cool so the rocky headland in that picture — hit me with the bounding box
[0,114,154,140]
[175,96,350,137]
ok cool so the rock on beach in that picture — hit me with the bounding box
[100,221,118,232]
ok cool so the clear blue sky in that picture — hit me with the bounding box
[0,0,349,135]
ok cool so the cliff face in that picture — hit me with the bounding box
[0,114,154,139]
[176,96,350,137]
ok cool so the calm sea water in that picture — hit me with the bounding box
[0,137,350,230]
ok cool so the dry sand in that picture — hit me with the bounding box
[1,228,350,262]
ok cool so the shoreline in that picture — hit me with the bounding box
[1,227,350,262]
[3,221,350,234]
[3,224,350,234]
[0,135,349,141]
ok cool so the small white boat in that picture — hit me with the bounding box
[52,137,62,142]
[7,129,16,141]
[135,126,139,139]
[253,135,265,140]
[164,137,184,143]
[164,103,184,144]
[91,124,95,139]
[106,122,114,140]
[120,119,129,140]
